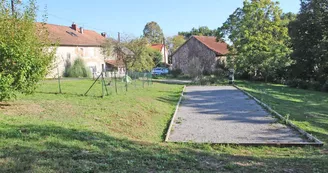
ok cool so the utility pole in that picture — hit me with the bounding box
[11,0,15,15]
[11,0,21,16]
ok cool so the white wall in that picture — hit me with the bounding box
[161,47,169,64]
[47,46,115,78]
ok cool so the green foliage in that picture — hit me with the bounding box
[166,35,186,55]
[219,0,292,82]
[125,38,154,72]
[289,0,328,86]
[152,49,163,67]
[286,79,325,91]
[143,21,164,44]
[179,26,217,39]
[101,37,153,72]
[0,0,56,101]
[65,58,90,78]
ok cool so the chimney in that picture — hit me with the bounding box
[71,22,77,31]
[101,32,107,38]
[80,27,84,34]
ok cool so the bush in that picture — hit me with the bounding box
[193,76,217,85]
[65,58,91,78]
[322,81,328,92]
[287,79,326,92]
[286,79,302,88]
[170,69,182,78]
[0,2,56,101]
[213,68,228,79]
[309,81,322,91]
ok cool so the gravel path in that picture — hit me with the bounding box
[168,86,306,143]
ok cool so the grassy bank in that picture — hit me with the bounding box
[0,79,327,172]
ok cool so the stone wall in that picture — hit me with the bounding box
[172,37,218,75]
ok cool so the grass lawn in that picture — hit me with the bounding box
[0,79,327,172]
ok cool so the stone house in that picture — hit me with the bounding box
[172,36,229,75]
[44,23,122,78]
[151,44,169,64]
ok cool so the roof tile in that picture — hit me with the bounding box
[38,23,106,46]
[193,36,229,55]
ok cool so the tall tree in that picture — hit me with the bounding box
[126,39,155,72]
[143,21,164,44]
[289,0,328,84]
[218,0,292,81]
[0,0,56,101]
[179,26,217,39]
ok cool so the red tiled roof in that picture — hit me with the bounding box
[151,44,164,51]
[38,23,106,46]
[193,36,229,55]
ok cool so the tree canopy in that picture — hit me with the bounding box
[289,0,328,85]
[143,21,164,44]
[101,36,154,72]
[218,0,292,81]
[166,35,186,55]
[0,0,56,101]
[179,26,217,39]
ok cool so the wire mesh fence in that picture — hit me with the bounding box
[39,71,153,97]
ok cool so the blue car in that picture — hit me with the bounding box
[152,68,169,75]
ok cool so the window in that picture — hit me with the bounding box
[67,53,71,60]
[80,48,84,57]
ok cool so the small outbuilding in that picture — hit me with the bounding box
[172,36,229,75]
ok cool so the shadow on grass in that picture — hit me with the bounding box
[1,124,327,172]
[34,91,117,98]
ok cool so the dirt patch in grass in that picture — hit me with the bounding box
[1,102,44,116]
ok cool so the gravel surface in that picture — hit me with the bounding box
[168,86,306,143]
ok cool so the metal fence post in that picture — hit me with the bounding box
[57,67,62,94]
[114,71,118,94]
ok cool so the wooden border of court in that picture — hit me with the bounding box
[234,85,324,147]
[165,85,186,142]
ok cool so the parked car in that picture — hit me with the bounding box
[152,67,169,75]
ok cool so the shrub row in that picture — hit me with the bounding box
[286,79,328,92]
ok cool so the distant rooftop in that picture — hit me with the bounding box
[38,23,107,46]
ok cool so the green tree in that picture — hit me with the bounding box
[0,0,56,101]
[289,0,328,85]
[219,0,292,82]
[143,21,164,44]
[125,38,155,72]
[166,35,186,55]
[179,26,217,39]
[281,12,297,27]
[65,58,91,78]
[101,36,153,72]
[151,49,163,67]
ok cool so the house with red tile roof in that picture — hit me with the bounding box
[43,23,125,78]
[171,36,229,75]
[150,44,169,64]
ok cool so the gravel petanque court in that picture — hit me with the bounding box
[168,86,306,144]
